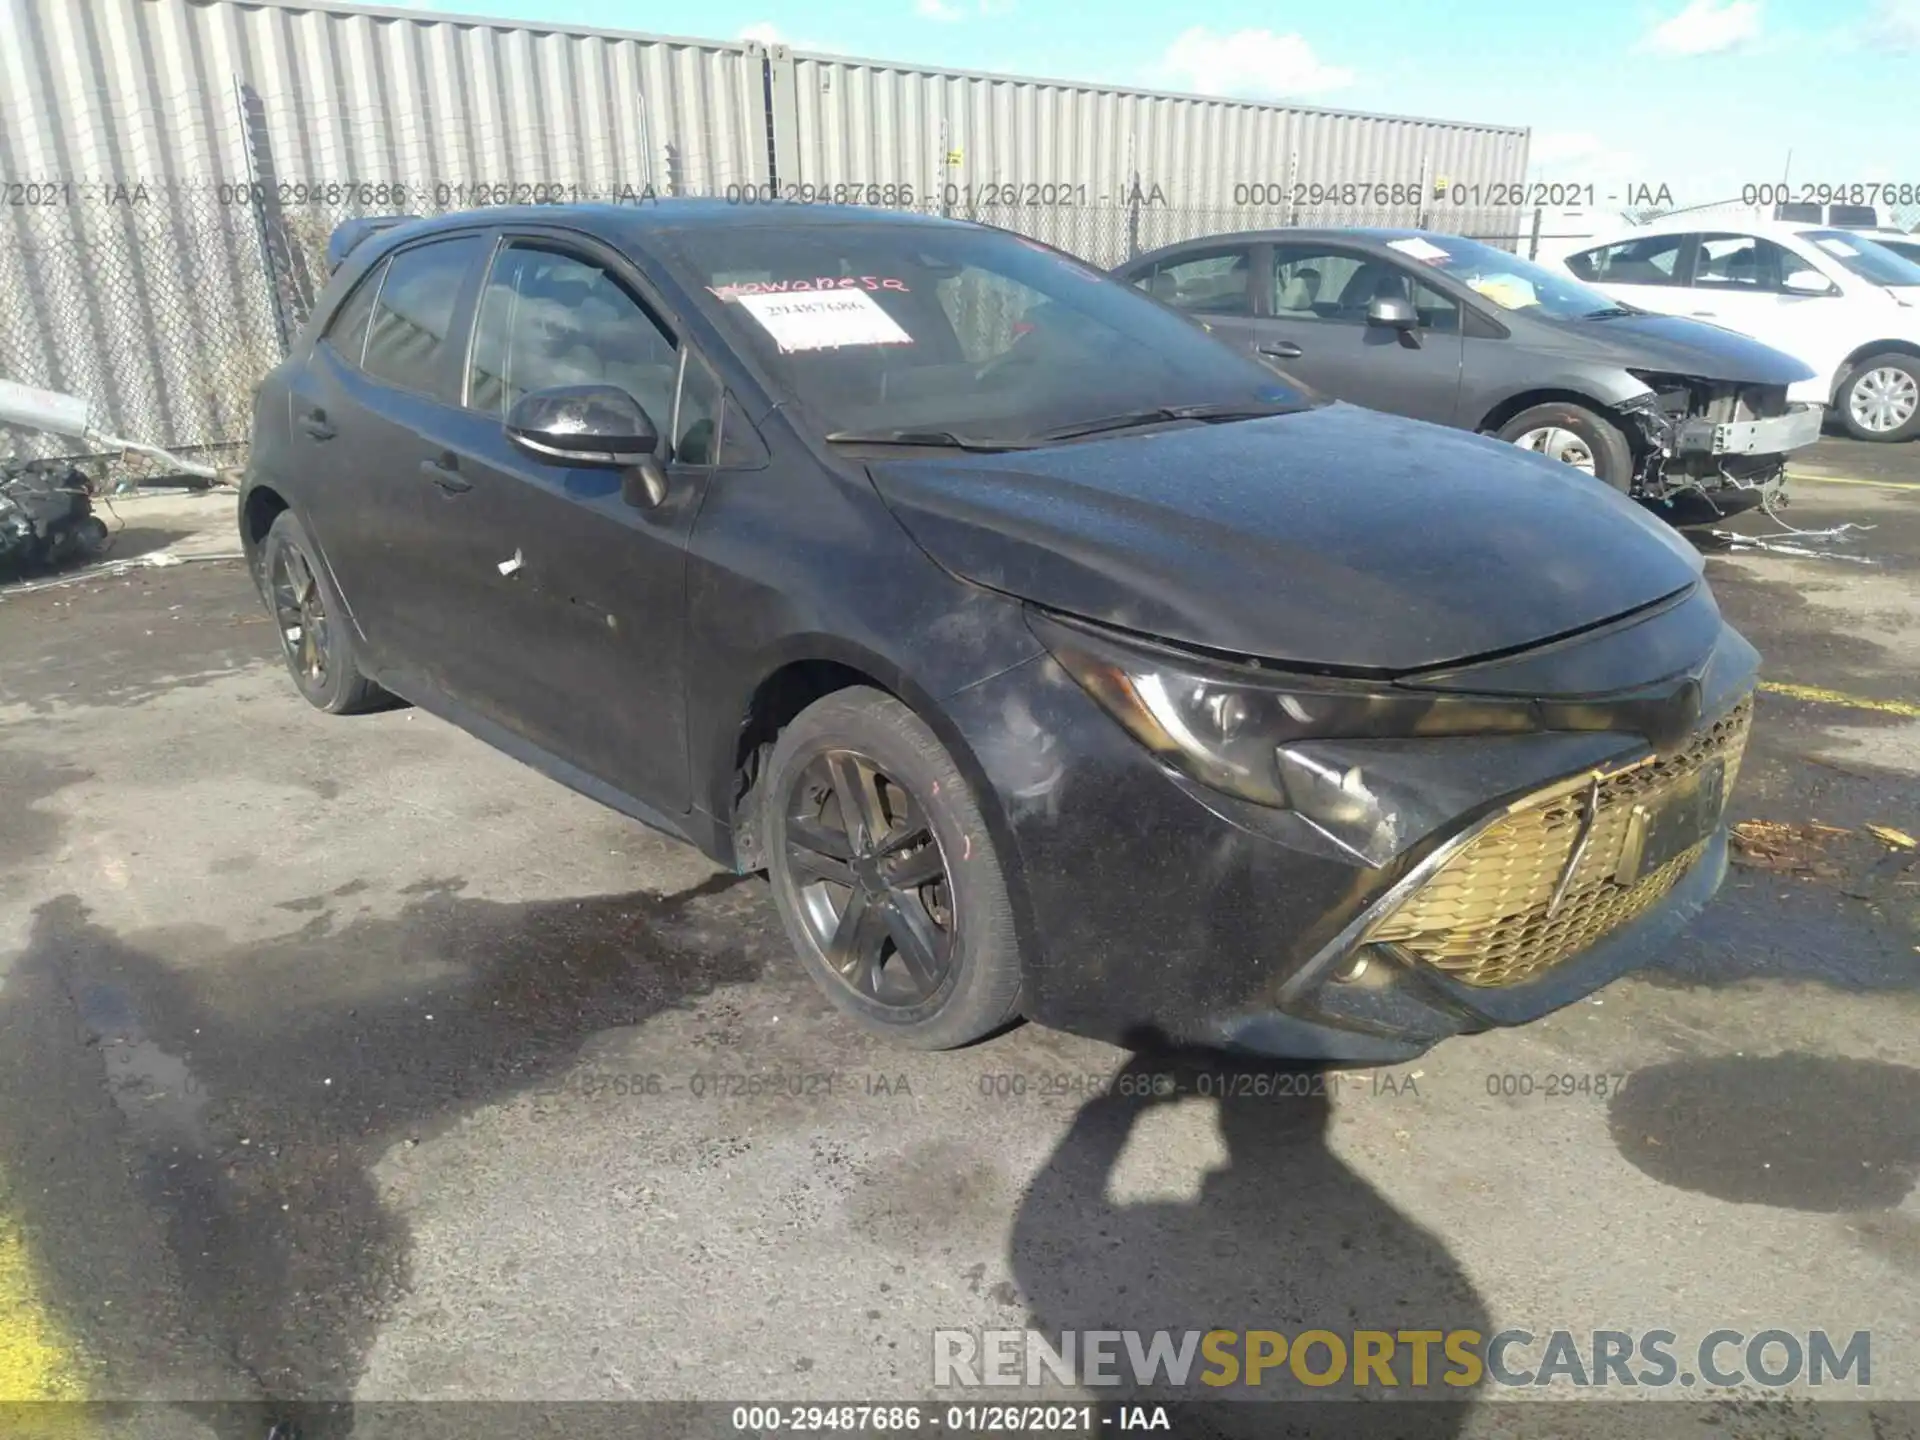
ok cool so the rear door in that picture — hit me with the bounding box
[288,233,487,676]
[1123,243,1266,353]
[1561,232,1695,317]
[411,231,736,813]
[1250,243,1465,423]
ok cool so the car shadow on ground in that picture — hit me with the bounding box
[1007,1044,1489,1438]
[0,877,769,1438]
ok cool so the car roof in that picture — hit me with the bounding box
[1128,227,1492,263]
[364,199,978,255]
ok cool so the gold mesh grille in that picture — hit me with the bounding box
[1364,696,1753,987]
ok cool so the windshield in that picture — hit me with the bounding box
[1380,233,1627,319]
[1802,230,1920,287]
[660,222,1305,443]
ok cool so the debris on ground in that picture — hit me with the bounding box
[1867,824,1917,850]
[1730,819,1854,876]
[0,459,110,579]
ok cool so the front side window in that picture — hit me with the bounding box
[1566,234,1690,287]
[1132,249,1256,316]
[360,236,482,397]
[1271,247,1459,331]
[1692,233,1799,292]
[467,243,680,426]
[665,226,1301,444]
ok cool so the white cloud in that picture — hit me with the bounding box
[1865,0,1920,47]
[914,0,1012,20]
[1641,0,1762,55]
[1155,27,1354,99]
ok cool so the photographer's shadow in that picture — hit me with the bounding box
[1009,1049,1489,1438]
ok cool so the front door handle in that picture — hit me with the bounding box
[296,409,335,441]
[1689,311,1717,318]
[1258,341,1304,359]
[419,457,472,493]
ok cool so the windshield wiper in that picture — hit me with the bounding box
[1032,400,1298,443]
[824,428,1027,452]
[1582,305,1638,319]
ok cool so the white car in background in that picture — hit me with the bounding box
[1553,219,1920,441]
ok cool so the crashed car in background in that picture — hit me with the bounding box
[1117,228,1821,523]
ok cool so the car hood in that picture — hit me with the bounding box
[867,403,1705,674]
[1536,311,1815,384]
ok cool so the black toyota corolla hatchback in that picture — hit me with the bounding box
[240,201,1758,1061]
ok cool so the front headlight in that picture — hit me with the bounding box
[1029,609,1546,864]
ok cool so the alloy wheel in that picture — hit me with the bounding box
[781,749,956,1008]
[271,543,330,687]
[1511,425,1596,474]
[1849,366,1919,434]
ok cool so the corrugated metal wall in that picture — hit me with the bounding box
[0,0,772,464]
[0,0,1528,466]
[772,47,1530,262]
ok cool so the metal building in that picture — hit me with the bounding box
[0,0,1530,466]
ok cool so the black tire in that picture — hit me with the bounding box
[1494,401,1634,491]
[760,687,1023,1049]
[1834,352,1920,442]
[259,510,390,715]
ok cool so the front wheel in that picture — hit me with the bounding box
[1835,353,1920,441]
[760,687,1024,1049]
[1495,402,1634,491]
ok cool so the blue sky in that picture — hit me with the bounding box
[392,0,1920,208]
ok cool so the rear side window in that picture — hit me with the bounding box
[1566,234,1690,286]
[361,236,483,397]
[1132,249,1255,316]
[1693,233,1798,292]
[322,265,382,365]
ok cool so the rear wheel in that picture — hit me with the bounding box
[1495,402,1633,491]
[760,687,1023,1049]
[260,510,390,715]
[1835,353,1920,441]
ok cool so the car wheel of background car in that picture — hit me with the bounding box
[1836,353,1920,441]
[760,687,1024,1049]
[1495,403,1633,491]
[260,510,391,715]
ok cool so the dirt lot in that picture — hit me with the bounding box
[2,446,1918,1437]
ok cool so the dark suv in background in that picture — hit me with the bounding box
[240,202,1758,1061]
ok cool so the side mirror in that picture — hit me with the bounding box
[1366,295,1419,330]
[1783,269,1834,296]
[505,384,668,506]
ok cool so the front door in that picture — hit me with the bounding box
[1252,244,1465,424]
[416,234,722,813]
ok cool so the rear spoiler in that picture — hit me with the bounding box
[325,215,419,274]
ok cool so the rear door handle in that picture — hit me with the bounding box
[419,457,472,493]
[1258,341,1304,359]
[297,409,335,440]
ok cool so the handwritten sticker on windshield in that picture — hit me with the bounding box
[709,276,911,300]
[1386,237,1452,264]
[735,290,915,352]
[1815,237,1860,257]
[1466,274,1537,309]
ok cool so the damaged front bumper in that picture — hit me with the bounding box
[1620,377,1820,516]
[1672,403,1823,458]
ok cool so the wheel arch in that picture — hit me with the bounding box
[1473,388,1621,436]
[713,638,1036,957]
[1832,341,1920,401]
[240,482,290,569]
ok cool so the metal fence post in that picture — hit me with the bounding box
[237,79,311,351]
[1126,170,1141,261]
[1528,205,1543,259]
